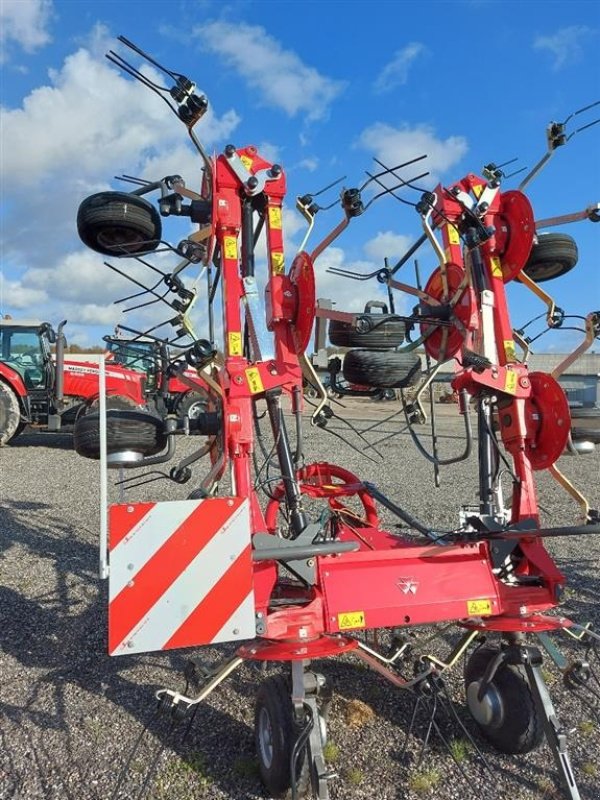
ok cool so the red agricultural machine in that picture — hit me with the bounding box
[74,37,599,800]
[0,317,146,445]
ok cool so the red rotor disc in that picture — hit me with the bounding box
[525,372,570,470]
[421,262,476,360]
[289,251,316,354]
[495,190,535,283]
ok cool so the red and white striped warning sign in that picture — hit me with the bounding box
[108,497,254,656]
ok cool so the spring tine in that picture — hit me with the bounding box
[439,683,493,776]
[117,35,186,84]
[416,692,437,768]
[330,408,384,459]
[325,266,380,280]
[114,276,165,305]
[400,693,425,763]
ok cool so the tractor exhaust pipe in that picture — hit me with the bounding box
[54,320,68,407]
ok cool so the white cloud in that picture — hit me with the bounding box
[0,273,48,310]
[374,43,427,93]
[298,157,319,172]
[363,231,413,264]
[194,21,346,120]
[357,122,468,187]
[533,26,594,71]
[0,0,53,62]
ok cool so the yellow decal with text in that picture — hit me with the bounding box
[504,339,517,362]
[504,370,518,395]
[240,155,253,170]
[490,257,503,278]
[228,332,242,356]
[467,599,492,616]
[268,206,283,230]
[271,251,285,275]
[446,225,460,246]
[223,235,238,260]
[338,611,366,630]
[246,367,264,394]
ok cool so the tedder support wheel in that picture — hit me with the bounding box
[0,382,22,446]
[255,675,309,799]
[73,409,167,460]
[77,191,162,256]
[342,349,421,389]
[329,301,405,349]
[464,645,544,755]
[521,232,578,283]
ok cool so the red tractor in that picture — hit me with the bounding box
[0,317,146,445]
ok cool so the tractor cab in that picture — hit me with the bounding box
[104,336,161,393]
[0,319,52,390]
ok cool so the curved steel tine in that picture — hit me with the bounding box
[117,36,188,84]
[114,276,165,305]
[373,156,431,195]
[326,266,381,280]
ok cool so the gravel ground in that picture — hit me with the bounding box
[1,401,599,800]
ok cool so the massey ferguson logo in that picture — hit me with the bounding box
[397,577,419,595]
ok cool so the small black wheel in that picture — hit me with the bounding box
[571,427,600,444]
[77,191,162,256]
[175,390,208,422]
[0,382,22,446]
[521,232,578,283]
[74,409,167,460]
[342,349,421,389]
[464,645,544,754]
[329,301,405,349]
[255,675,309,799]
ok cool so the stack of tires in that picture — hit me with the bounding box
[328,301,421,392]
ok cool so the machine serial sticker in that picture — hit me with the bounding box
[228,332,242,356]
[338,611,365,630]
[490,257,503,278]
[504,370,518,395]
[240,155,253,170]
[246,367,264,394]
[271,252,285,274]
[223,235,238,260]
[268,207,283,229]
[504,339,517,362]
[467,599,492,616]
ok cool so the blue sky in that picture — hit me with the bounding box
[1,0,598,352]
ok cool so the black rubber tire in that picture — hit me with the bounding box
[570,407,600,420]
[0,382,22,446]
[342,349,421,389]
[522,232,578,283]
[73,409,167,460]
[175,391,208,422]
[77,191,162,256]
[571,427,600,444]
[464,646,544,755]
[254,675,309,799]
[329,316,405,349]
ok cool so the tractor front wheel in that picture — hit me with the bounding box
[0,382,22,446]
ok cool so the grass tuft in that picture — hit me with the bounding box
[409,767,442,793]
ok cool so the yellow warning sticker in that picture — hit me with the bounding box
[490,256,503,278]
[223,235,238,260]
[240,154,253,170]
[271,251,285,275]
[472,184,484,199]
[467,599,492,616]
[446,225,460,246]
[504,370,518,395]
[228,332,242,356]
[268,206,283,230]
[338,611,366,630]
[504,339,517,362]
[246,367,264,394]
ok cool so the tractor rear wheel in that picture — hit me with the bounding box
[77,191,162,256]
[175,391,208,423]
[0,382,22,446]
[464,645,544,754]
[521,232,578,283]
[74,409,167,460]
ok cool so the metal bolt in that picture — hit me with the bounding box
[127,563,134,571]
[234,375,243,384]
[227,499,234,506]
[519,605,527,615]
[519,377,530,388]
[127,580,134,588]
[127,641,134,649]
[127,505,134,513]
[247,176,259,190]
[224,144,236,157]
[233,628,239,635]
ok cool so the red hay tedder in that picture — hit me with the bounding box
[73,37,599,800]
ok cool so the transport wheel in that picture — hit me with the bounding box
[255,675,309,799]
[175,391,208,422]
[329,301,405,349]
[77,191,162,256]
[521,233,578,283]
[464,645,544,754]
[73,409,167,460]
[0,382,21,446]
[342,349,421,388]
